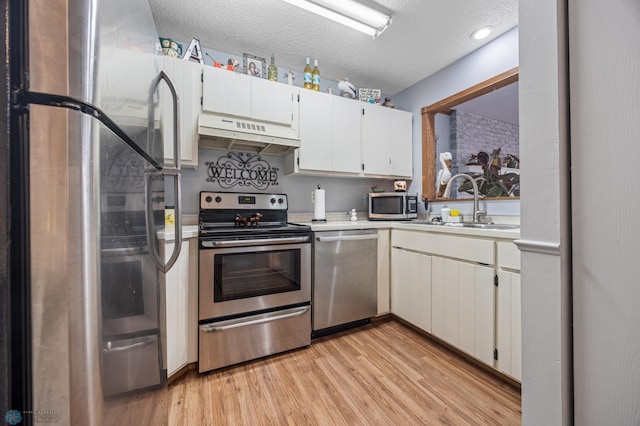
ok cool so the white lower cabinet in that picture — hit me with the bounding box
[391,229,519,376]
[497,270,522,381]
[431,257,494,366]
[377,229,391,315]
[496,241,522,381]
[164,237,197,378]
[391,247,431,331]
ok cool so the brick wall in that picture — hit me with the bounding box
[450,110,519,174]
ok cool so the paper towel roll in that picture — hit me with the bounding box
[312,188,326,220]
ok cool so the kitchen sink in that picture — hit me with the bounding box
[446,223,520,230]
[411,220,519,230]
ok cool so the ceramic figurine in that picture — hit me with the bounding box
[249,212,263,227]
[337,78,357,98]
[436,152,453,198]
[234,214,249,227]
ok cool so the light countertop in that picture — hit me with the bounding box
[293,220,520,239]
[157,225,199,241]
[158,220,520,241]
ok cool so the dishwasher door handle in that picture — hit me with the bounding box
[316,234,379,243]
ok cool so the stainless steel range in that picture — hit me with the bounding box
[198,191,311,372]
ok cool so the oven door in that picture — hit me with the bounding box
[101,245,159,336]
[199,242,311,320]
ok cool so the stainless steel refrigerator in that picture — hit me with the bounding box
[5,0,182,424]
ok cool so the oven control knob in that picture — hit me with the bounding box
[270,197,276,204]
[205,196,213,203]
[215,196,222,203]
[278,197,284,204]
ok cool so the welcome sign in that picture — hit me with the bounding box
[206,152,279,190]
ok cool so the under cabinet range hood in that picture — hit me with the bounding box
[198,113,300,155]
[199,67,300,155]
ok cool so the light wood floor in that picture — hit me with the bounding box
[168,320,521,425]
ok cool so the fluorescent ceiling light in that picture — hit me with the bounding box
[282,0,392,38]
[471,26,494,40]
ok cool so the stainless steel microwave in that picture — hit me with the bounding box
[369,192,418,220]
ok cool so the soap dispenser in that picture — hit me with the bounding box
[350,209,358,221]
[441,204,451,222]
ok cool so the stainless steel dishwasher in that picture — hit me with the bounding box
[312,229,378,335]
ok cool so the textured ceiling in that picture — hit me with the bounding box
[149,0,518,96]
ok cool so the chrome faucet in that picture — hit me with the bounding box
[443,173,486,223]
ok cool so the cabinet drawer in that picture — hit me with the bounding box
[391,230,494,265]
[497,241,521,270]
[199,305,310,372]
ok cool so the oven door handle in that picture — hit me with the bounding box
[200,306,310,333]
[201,236,309,248]
[315,234,379,243]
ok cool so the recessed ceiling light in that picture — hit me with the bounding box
[471,26,494,40]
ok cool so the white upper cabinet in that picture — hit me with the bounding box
[388,108,413,177]
[161,57,202,168]
[250,76,294,125]
[202,66,293,126]
[202,67,251,118]
[297,89,333,171]
[362,103,413,178]
[286,90,412,178]
[361,103,391,175]
[331,96,362,174]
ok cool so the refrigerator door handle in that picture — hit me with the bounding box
[103,335,157,353]
[145,71,182,273]
[11,89,163,171]
[148,70,181,170]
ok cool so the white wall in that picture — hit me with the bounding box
[518,1,572,424]
[180,149,384,215]
[393,26,520,217]
[569,1,640,425]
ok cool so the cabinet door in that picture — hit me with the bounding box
[474,264,495,366]
[431,256,446,339]
[361,103,390,175]
[162,58,201,167]
[251,77,293,125]
[497,270,522,380]
[298,89,333,171]
[202,67,251,117]
[388,108,413,178]
[377,229,390,315]
[332,96,362,173]
[164,239,191,377]
[433,257,495,365]
[443,259,460,346]
[391,248,431,332]
[458,262,476,355]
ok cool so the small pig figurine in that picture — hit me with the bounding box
[234,214,249,227]
[250,213,263,227]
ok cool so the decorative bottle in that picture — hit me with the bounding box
[268,53,278,82]
[303,57,312,89]
[312,59,320,91]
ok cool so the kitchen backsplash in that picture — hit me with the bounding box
[178,148,386,214]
